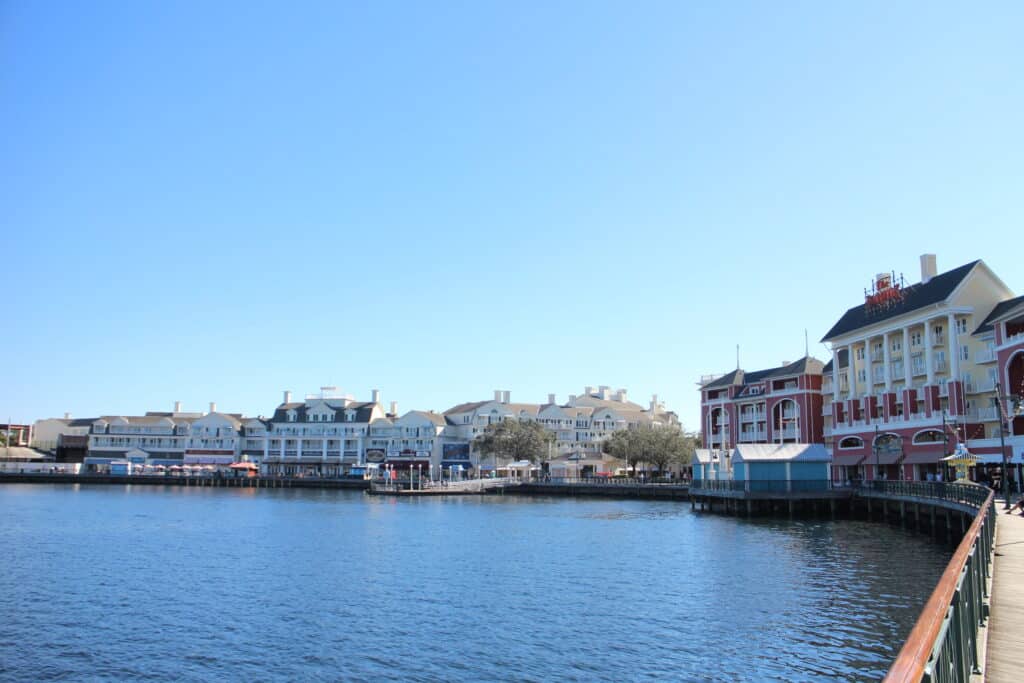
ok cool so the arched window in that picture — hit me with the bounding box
[839,436,864,449]
[913,429,945,444]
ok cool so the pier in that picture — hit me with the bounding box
[0,472,369,490]
[985,503,1024,682]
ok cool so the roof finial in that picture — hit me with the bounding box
[736,344,740,370]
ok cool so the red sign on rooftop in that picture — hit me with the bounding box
[865,271,905,312]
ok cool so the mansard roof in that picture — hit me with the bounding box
[270,401,377,423]
[821,261,979,342]
[974,294,1024,335]
[702,357,822,390]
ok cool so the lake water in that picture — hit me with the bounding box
[0,484,950,681]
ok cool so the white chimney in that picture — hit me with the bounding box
[548,393,556,405]
[390,401,398,415]
[174,401,182,413]
[64,412,71,420]
[494,390,502,402]
[585,386,594,396]
[283,390,292,404]
[372,389,381,404]
[650,394,659,412]
[502,390,511,404]
[568,394,577,406]
[209,402,217,413]
[599,386,611,400]
[920,254,937,284]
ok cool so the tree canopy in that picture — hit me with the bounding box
[474,419,554,467]
[602,426,698,474]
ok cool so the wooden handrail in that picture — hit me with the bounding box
[884,487,994,682]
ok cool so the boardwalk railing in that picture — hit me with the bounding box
[858,480,991,509]
[881,482,995,683]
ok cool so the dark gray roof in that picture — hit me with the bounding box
[973,294,1024,335]
[701,369,742,389]
[821,261,979,342]
[702,357,822,390]
[270,401,377,423]
[822,349,849,373]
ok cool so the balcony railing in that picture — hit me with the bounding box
[968,407,998,422]
[871,350,884,362]
[935,359,947,372]
[965,379,996,394]
[738,430,766,441]
[933,335,945,346]
[974,349,996,363]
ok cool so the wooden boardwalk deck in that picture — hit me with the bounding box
[985,502,1024,681]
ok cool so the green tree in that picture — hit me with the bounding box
[474,419,554,472]
[603,427,700,477]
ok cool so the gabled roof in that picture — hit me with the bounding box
[821,261,979,342]
[443,401,491,415]
[406,410,446,427]
[974,294,1024,335]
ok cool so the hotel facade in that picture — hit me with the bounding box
[697,255,1023,486]
[69,385,680,476]
[821,256,1017,481]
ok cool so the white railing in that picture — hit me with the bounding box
[933,335,945,346]
[778,426,798,438]
[935,359,948,372]
[974,349,996,363]
[871,351,884,362]
[969,406,998,422]
[965,379,996,393]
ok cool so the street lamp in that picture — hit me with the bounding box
[994,382,1023,510]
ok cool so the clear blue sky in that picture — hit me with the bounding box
[2,1,1022,429]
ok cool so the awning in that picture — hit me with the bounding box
[833,453,866,467]
[865,452,902,466]
[903,450,946,465]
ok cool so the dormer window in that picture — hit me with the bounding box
[288,411,297,422]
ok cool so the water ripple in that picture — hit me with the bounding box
[0,485,949,681]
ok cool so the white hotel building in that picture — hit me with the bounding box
[440,386,679,472]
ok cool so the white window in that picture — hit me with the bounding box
[911,331,922,346]
[857,369,866,382]
[855,347,865,361]
[956,318,968,335]
[892,339,902,352]
[960,345,969,361]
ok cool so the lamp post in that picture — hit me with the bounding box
[993,382,1023,509]
[873,424,880,483]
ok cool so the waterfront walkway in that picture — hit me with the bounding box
[985,501,1024,681]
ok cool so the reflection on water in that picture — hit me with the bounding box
[0,485,949,681]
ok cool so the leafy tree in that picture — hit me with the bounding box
[603,426,700,476]
[474,419,554,472]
